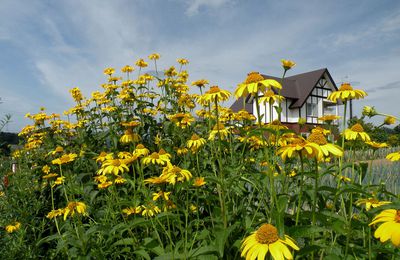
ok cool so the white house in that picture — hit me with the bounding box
[231,68,340,132]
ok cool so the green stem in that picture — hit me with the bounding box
[254,95,262,127]
[295,154,305,226]
[278,70,287,121]
[311,158,319,254]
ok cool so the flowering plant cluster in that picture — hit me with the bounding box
[1,55,399,259]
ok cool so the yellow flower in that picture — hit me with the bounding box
[5,222,21,233]
[95,152,113,163]
[135,58,148,68]
[386,151,400,161]
[177,58,189,65]
[344,123,370,141]
[176,147,189,156]
[318,114,341,123]
[384,116,396,125]
[142,151,171,166]
[63,201,88,220]
[148,53,160,60]
[307,132,343,160]
[52,153,78,165]
[338,175,351,183]
[121,65,134,73]
[42,165,51,174]
[366,141,388,149]
[168,113,195,129]
[98,159,129,175]
[277,137,320,161]
[234,110,256,122]
[356,198,391,211]
[190,204,197,212]
[98,181,113,189]
[327,83,367,103]
[193,177,206,187]
[152,191,171,201]
[69,87,84,102]
[52,176,66,187]
[281,59,296,71]
[241,224,299,260]
[186,134,206,151]
[258,89,285,105]
[141,204,161,217]
[208,123,231,141]
[191,79,209,88]
[311,126,331,136]
[160,164,192,185]
[235,72,282,99]
[369,209,400,247]
[362,106,378,118]
[122,206,142,216]
[103,68,115,76]
[114,176,127,184]
[202,86,231,103]
[120,129,140,143]
[43,173,59,179]
[144,175,169,185]
[134,144,150,157]
[46,209,65,219]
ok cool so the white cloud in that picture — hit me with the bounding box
[185,0,231,16]
[324,10,400,48]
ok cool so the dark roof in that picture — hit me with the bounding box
[230,68,338,111]
[230,96,253,113]
[263,68,337,108]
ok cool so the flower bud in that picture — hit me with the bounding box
[362,106,377,118]
[384,116,396,125]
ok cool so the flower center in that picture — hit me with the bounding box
[111,159,121,166]
[55,146,64,153]
[191,134,200,140]
[264,89,275,97]
[124,129,133,135]
[173,113,186,121]
[255,224,279,244]
[245,72,264,84]
[291,138,305,145]
[208,86,221,93]
[395,210,400,223]
[307,132,328,145]
[150,153,160,159]
[269,120,279,125]
[213,123,225,130]
[339,83,354,91]
[351,123,364,132]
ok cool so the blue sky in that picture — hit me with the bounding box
[1,0,400,132]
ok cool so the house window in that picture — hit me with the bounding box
[323,104,335,115]
[306,102,317,116]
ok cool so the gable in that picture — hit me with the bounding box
[261,68,337,109]
[230,68,338,112]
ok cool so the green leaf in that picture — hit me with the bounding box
[290,225,329,238]
[112,238,135,247]
[189,245,218,258]
[133,249,151,260]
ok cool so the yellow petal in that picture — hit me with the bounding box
[283,235,300,250]
[269,242,284,260]
[375,222,393,242]
[257,245,268,260]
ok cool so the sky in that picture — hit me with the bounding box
[1,0,400,132]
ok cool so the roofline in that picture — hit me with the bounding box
[294,68,339,109]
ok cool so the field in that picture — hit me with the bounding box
[1,57,399,259]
